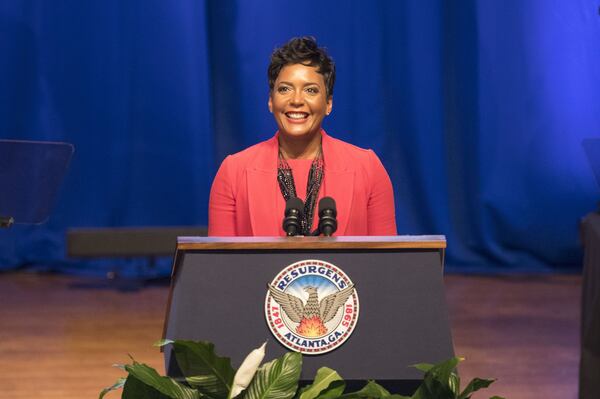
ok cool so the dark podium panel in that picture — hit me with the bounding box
[163,236,453,384]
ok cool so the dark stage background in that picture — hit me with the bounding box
[1,1,599,274]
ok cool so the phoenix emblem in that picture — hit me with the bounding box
[268,283,355,337]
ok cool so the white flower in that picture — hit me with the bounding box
[230,342,267,398]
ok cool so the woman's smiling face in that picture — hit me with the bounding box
[269,63,333,141]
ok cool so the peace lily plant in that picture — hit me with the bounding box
[99,340,504,399]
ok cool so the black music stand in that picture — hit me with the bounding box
[0,139,74,228]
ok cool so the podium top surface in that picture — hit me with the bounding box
[177,235,446,250]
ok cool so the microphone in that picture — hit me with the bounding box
[283,197,304,236]
[318,197,337,237]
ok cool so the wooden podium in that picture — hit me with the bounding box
[163,236,453,391]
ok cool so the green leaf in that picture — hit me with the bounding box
[314,381,347,399]
[410,385,425,399]
[124,362,200,399]
[299,367,344,399]
[338,380,394,399]
[418,357,462,399]
[122,375,173,399]
[419,380,455,399]
[449,373,460,396]
[457,378,495,399]
[413,357,461,382]
[245,351,302,399]
[99,377,126,399]
[171,340,235,399]
[411,363,434,373]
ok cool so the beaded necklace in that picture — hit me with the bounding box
[277,145,324,235]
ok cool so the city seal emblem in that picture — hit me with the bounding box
[265,259,359,354]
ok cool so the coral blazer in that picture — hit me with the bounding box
[208,131,396,236]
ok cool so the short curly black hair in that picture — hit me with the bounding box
[268,37,336,98]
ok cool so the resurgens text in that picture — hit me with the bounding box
[277,265,347,290]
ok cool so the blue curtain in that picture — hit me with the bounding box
[1,0,599,273]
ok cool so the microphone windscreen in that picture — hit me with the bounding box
[286,197,304,214]
[318,197,336,214]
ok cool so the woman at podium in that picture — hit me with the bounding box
[208,37,396,237]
